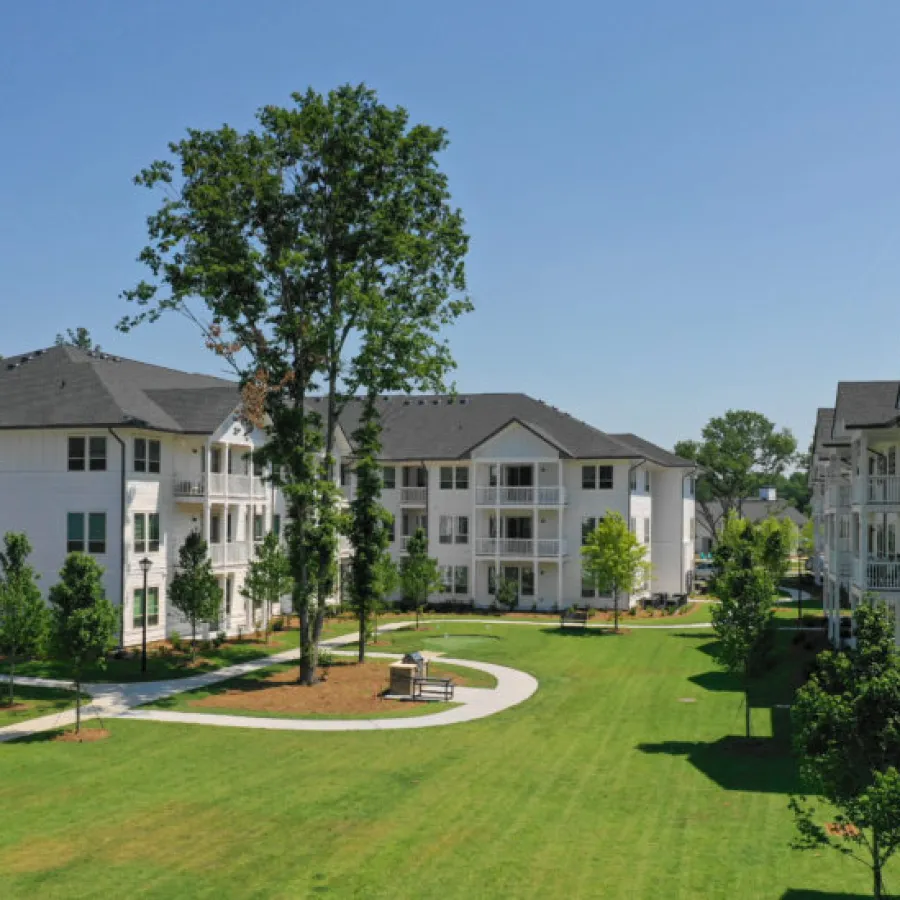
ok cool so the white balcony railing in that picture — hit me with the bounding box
[867,476,900,505]
[475,538,566,557]
[208,473,226,495]
[208,543,251,567]
[252,476,267,496]
[173,476,205,498]
[475,486,566,506]
[866,559,900,590]
[401,487,427,505]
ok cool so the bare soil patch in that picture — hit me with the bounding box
[0,702,28,713]
[52,728,110,743]
[187,660,473,716]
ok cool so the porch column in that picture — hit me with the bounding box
[203,442,212,543]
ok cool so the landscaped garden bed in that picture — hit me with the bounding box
[0,685,76,726]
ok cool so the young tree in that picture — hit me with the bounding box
[347,396,392,662]
[0,533,47,705]
[581,512,652,634]
[120,84,470,685]
[371,550,399,639]
[241,532,292,642]
[55,327,99,351]
[400,528,441,631]
[169,532,222,660]
[48,554,117,734]
[675,410,797,544]
[756,516,797,585]
[710,515,776,738]
[495,575,518,613]
[790,600,900,899]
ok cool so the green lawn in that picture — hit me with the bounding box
[0,622,882,898]
[0,685,76,726]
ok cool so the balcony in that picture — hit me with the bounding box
[173,473,266,499]
[209,543,251,567]
[400,487,427,505]
[174,476,205,499]
[866,559,900,590]
[867,476,900,505]
[475,486,566,506]
[475,538,566,558]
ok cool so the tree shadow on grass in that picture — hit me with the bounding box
[780,892,869,899]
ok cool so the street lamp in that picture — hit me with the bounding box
[139,557,153,673]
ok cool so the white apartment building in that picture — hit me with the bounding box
[336,395,697,609]
[0,348,695,646]
[811,386,900,648]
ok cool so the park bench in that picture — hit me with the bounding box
[559,607,590,628]
[412,675,455,701]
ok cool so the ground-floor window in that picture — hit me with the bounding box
[581,570,596,599]
[133,586,160,628]
[454,565,468,595]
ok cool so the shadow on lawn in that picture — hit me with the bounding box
[781,892,869,899]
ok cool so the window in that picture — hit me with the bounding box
[629,469,637,492]
[643,518,651,544]
[253,510,264,541]
[386,515,395,543]
[597,466,613,489]
[456,516,469,544]
[521,566,534,597]
[454,566,468,595]
[581,570,596,599]
[582,517,598,545]
[68,437,86,471]
[382,466,396,489]
[210,447,223,474]
[440,466,453,489]
[439,515,453,544]
[455,466,469,489]
[403,466,427,488]
[225,577,233,616]
[340,463,350,487]
[582,466,596,490]
[505,466,533,487]
[644,470,651,493]
[226,512,234,543]
[133,587,160,628]
[488,565,496,595]
[273,514,281,538]
[89,437,107,472]
[67,512,85,552]
[489,465,498,487]
[210,515,222,544]
[134,513,160,553]
[440,565,453,593]
[688,477,695,498]
[88,513,106,553]
[253,457,264,478]
[134,438,161,474]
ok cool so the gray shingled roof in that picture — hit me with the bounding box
[696,499,808,536]
[0,346,240,433]
[813,407,839,452]
[833,381,900,434]
[333,394,693,465]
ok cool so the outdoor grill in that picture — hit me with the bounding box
[402,651,427,679]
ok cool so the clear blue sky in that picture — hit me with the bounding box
[2,1,899,454]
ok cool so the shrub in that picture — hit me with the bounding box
[272,616,284,632]
[628,606,637,617]
[318,649,334,669]
[213,631,226,648]
[199,638,213,652]
[169,630,183,651]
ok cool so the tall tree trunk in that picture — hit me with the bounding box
[299,602,317,685]
[8,657,14,706]
[613,588,619,633]
[191,619,197,662]
[75,679,81,735]
[873,830,883,899]
[358,595,366,663]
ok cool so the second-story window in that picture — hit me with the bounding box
[455,466,469,489]
[582,517,598,544]
[253,509,265,541]
[68,512,106,554]
[382,466,396,489]
[440,467,453,489]
[629,469,637,492]
[644,470,651,493]
[68,437,86,471]
[134,513,160,553]
[386,515,395,542]
[340,463,350,487]
[134,438,161,474]
[210,447,223,474]
[439,515,453,544]
[597,466,613,489]
[644,518,651,544]
[582,466,596,490]
[89,437,107,471]
[456,516,469,544]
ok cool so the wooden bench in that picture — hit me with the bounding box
[413,676,455,701]
[559,607,590,628]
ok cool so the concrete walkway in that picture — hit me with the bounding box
[0,620,538,741]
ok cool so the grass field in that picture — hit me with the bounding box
[0,685,75,726]
[0,621,882,899]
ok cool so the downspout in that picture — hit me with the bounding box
[627,457,646,605]
[108,427,127,650]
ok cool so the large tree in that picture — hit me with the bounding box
[48,554,117,734]
[581,512,651,634]
[0,533,47,705]
[121,84,470,685]
[790,600,900,899]
[710,515,776,738]
[399,528,441,631]
[675,410,797,544]
[169,532,222,660]
[55,327,100,351]
[241,531,292,642]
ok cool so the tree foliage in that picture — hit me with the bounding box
[399,528,441,631]
[55,327,99,351]
[710,515,776,738]
[241,531,292,642]
[48,553,117,733]
[581,512,651,633]
[675,410,797,543]
[121,83,470,685]
[0,532,47,705]
[495,575,519,612]
[169,532,222,659]
[371,549,399,638]
[790,600,900,899]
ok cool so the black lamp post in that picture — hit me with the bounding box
[139,556,153,673]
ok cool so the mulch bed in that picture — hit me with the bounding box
[187,660,462,716]
[52,728,110,743]
[0,703,28,714]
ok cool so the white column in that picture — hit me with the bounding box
[532,463,538,601]
[203,442,212,545]
[557,459,564,608]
